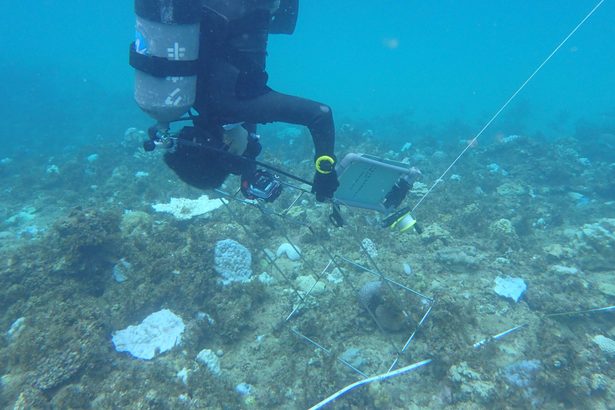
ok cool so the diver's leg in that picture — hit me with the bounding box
[220,90,335,158]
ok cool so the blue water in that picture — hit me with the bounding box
[1,3,615,408]
[1,0,614,155]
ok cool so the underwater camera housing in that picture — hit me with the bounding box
[241,170,282,202]
[143,125,177,152]
[333,153,422,233]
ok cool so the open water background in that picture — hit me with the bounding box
[1,0,613,155]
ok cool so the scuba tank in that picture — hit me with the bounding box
[129,0,201,130]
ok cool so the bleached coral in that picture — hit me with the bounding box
[574,218,615,270]
[361,238,378,258]
[577,219,615,251]
[112,309,185,360]
[494,276,526,303]
[196,349,221,376]
[410,182,429,196]
[152,195,226,220]
[214,239,252,285]
[592,335,615,357]
[276,243,301,261]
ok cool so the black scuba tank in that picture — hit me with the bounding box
[129,0,202,128]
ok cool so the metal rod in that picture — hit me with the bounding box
[336,256,433,300]
[309,359,432,410]
[546,305,615,318]
[473,324,528,349]
[399,302,434,356]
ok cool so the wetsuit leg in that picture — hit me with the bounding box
[212,90,335,158]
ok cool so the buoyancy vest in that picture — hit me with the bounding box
[198,0,298,100]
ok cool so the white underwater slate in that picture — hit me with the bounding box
[494,276,526,303]
[112,309,185,360]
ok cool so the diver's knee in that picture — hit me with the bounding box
[319,104,331,115]
[314,104,333,123]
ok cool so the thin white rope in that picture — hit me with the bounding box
[411,0,606,213]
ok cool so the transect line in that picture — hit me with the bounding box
[411,0,606,213]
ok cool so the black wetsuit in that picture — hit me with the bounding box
[164,1,338,198]
[194,0,335,159]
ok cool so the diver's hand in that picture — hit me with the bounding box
[312,170,339,202]
[312,155,339,202]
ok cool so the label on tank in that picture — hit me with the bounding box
[135,31,148,55]
[167,42,186,60]
[165,88,183,106]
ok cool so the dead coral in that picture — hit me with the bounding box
[49,207,121,277]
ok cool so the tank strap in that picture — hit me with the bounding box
[129,42,199,77]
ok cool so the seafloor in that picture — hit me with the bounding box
[0,123,614,409]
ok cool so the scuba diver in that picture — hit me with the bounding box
[130,0,339,203]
